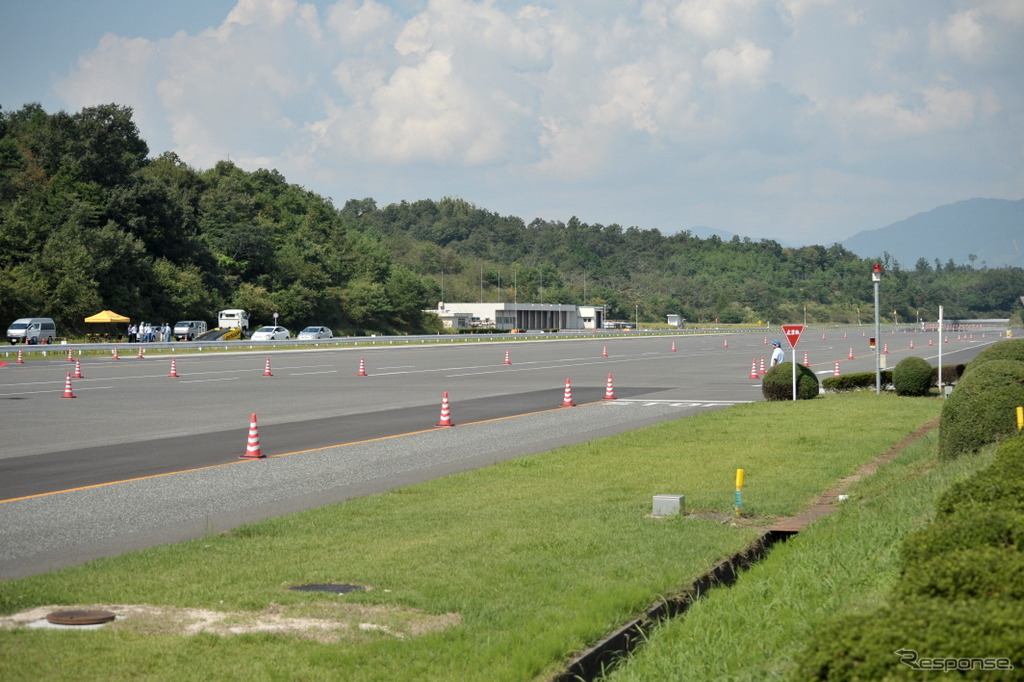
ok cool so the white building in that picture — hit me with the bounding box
[429,302,605,331]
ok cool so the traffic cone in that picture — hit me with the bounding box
[16,349,24,363]
[723,337,728,348]
[436,392,454,427]
[833,361,841,377]
[843,331,848,339]
[61,373,76,399]
[358,357,367,376]
[822,333,826,340]
[560,378,575,407]
[601,344,608,358]
[603,373,616,400]
[848,346,854,359]
[928,338,933,346]
[263,357,273,376]
[239,413,265,459]
[73,358,84,379]
[503,350,511,365]
[764,336,768,345]
[136,345,144,359]
[883,343,889,354]
[803,352,809,367]
[168,358,179,378]
[759,357,766,375]
[671,341,677,352]
[112,346,119,360]
[749,359,759,380]
[909,339,915,349]
[67,348,74,362]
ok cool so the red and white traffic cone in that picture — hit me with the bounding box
[909,339,915,349]
[112,346,119,360]
[822,333,826,341]
[263,357,273,376]
[764,336,768,345]
[843,331,848,339]
[601,344,608,358]
[67,348,74,362]
[503,350,511,365]
[561,378,575,407]
[239,413,265,459]
[883,343,889,354]
[16,349,24,364]
[928,338,933,346]
[723,337,729,348]
[759,357,766,375]
[436,392,454,427]
[73,358,84,379]
[671,341,677,352]
[833,361,841,377]
[603,373,616,400]
[749,359,759,380]
[136,345,144,359]
[358,357,367,376]
[803,352,809,367]
[848,346,854,360]
[168,358,179,378]
[61,373,76,399]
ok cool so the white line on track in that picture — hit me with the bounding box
[178,377,239,384]
[289,370,339,376]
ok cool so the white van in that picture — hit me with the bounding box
[173,320,207,341]
[218,309,250,332]
[7,318,57,344]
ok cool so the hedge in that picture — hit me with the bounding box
[893,356,933,396]
[965,338,1024,372]
[761,361,819,400]
[937,359,1024,460]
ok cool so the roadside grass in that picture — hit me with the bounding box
[605,428,993,682]
[0,392,942,681]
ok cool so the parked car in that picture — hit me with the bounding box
[250,325,290,341]
[6,317,56,344]
[297,326,333,340]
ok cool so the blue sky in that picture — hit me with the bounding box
[2,0,1021,246]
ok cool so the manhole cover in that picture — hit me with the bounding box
[46,609,117,626]
[289,583,367,594]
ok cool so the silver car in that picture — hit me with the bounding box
[297,326,333,340]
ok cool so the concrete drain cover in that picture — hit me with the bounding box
[289,583,367,594]
[46,609,117,626]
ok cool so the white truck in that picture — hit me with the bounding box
[218,309,250,333]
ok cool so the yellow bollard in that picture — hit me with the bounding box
[1017,406,1023,431]
[734,468,745,516]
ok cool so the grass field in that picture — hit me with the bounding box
[0,392,951,681]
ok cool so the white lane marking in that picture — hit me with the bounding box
[179,377,239,384]
[289,370,339,376]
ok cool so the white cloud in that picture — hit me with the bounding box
[702,39,773,88]
[39,0,1023,245]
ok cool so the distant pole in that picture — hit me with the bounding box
[938,305,944,397]
[872,264,883,395]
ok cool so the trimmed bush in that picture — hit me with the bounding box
[937,359,1024,460]
[935,435,1024,515]
[965,338,1024,372]
[822,370,891,392]
[893,356,934,396]
[761,361,819,401]
[932,363,966,386]
[901,509,1024,565]
[791,597,1024,680]
[896,546,1024,600]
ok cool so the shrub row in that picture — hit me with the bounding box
[793,435,1024,679]
[822,370,891,392]
[938,357,1024,460]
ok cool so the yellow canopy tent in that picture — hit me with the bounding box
[84,310,130,324]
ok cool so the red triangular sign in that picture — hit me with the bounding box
[782,325,804,348]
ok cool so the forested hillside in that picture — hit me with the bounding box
[1,103,1021,335]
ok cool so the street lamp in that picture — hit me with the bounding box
[872,263,882,395]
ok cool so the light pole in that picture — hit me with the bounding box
[872,263,882,395]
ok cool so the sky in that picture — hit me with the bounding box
[2,0,1022,246]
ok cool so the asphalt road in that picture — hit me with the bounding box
[0,328,996,579]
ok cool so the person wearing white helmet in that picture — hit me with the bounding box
[770,340,785,366]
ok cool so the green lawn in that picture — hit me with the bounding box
[0,392,945,681]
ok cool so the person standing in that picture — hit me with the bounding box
[770,340,786,366]
[127,322,137,343]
